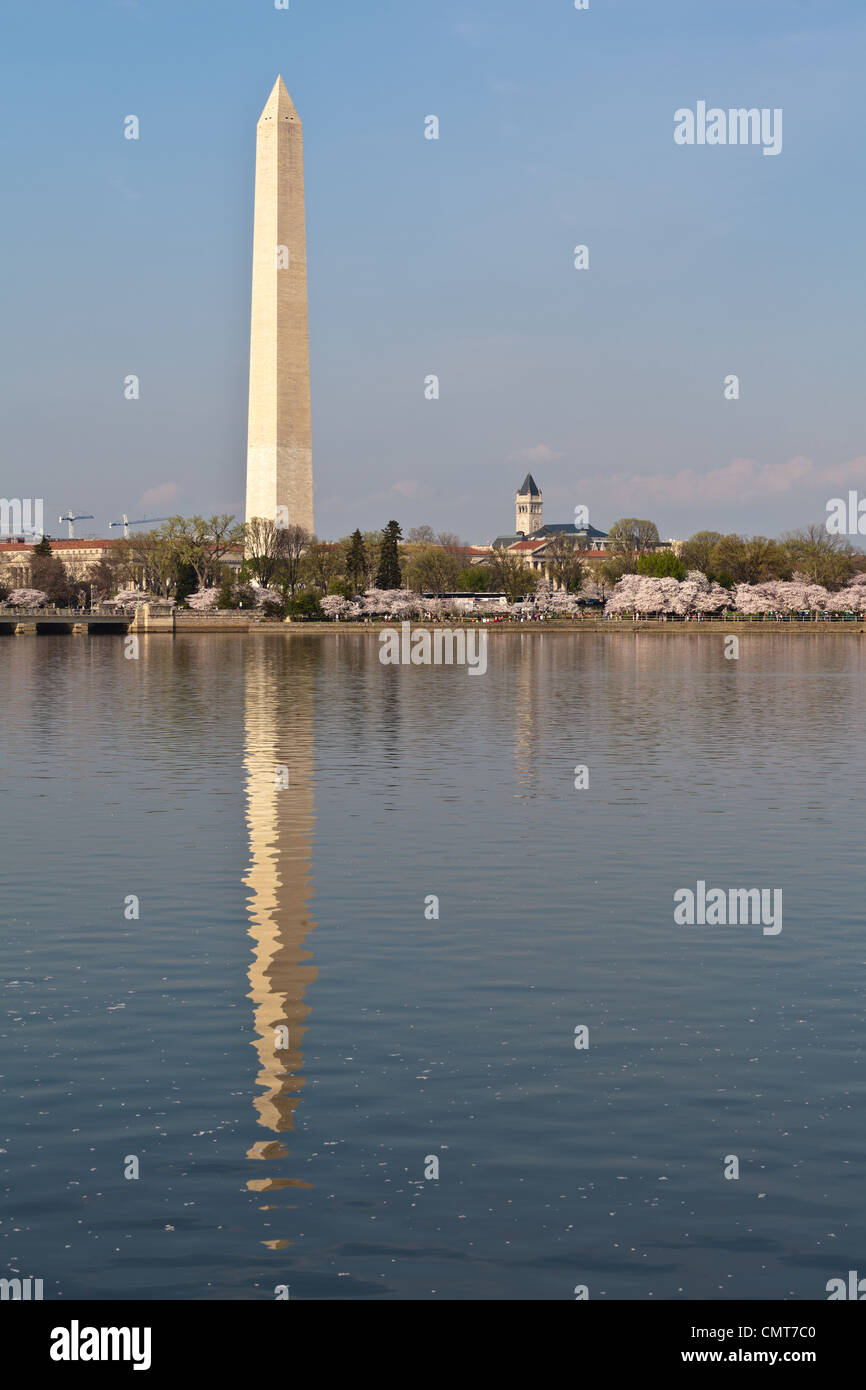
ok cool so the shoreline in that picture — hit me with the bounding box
[132,616,866,636]
[5,613,863,637]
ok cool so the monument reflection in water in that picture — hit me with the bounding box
[242,642,318,1229]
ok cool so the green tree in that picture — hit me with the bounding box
[286,589,323,620]
[487,548,537,601]
[606,518,661,568]
[782,523,857,588]
[345,529,369,593]
[174,561,198,606]
[327,577,355,598]
[32,535,53,557]
[117,529,183,597]
[158,514,242,589]
[678,531,723,576]
[303,537,345,591]
[710,534,790,584]
[456,565,490,591]
[636,550,686,579]
[599,555,629,588]
[260,595,287,619]
[216,566,238,609]
[203,515,244,583]
[405,544,460,595]
[375,520,403,589]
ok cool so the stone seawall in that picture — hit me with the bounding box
[260,620,866,636]
[126,609,866,636]
[130,606,260,633]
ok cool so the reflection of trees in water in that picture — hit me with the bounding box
[243,641,317,1192]
[514,640,541,793]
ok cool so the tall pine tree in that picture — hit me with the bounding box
[346,529,368,594]
[374,520,403,589]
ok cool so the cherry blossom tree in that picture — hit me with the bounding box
[188,588,219,611]
[360,588,424,619]
[733,582,771,617]
[108,589,165,610]
[253,586,284,608]
[606,571,729,619]
[320,594,351,620]
[604,573,642,617]
[826,583,866,616]
[3,588,48,608]
[695,582,730,615]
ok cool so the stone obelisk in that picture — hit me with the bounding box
[245,76,314,534]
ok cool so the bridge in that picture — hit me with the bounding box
[0,608,133,634]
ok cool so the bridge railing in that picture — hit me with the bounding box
[0,608,134,618]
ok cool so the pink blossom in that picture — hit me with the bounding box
[4,588,48,607]
[187,588,219,611]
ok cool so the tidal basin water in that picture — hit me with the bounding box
[1,631,864,1301]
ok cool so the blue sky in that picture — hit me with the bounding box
[2,0,865,543]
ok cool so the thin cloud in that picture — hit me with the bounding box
[586,456,866,508]
[510,444,564,464]
[391,479,433,501]
[138,482,179,509]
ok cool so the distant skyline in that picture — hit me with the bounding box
[2,0,866,544]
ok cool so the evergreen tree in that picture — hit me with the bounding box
[216,565,237,609]
[174,561,198,606]
[346,529,368,592]
[374,520,403,590]
[32,535,52,557]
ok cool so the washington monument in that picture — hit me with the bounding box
[245,76,314,534]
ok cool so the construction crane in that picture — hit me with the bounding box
[59,510,94,539]
[109,515,169,540]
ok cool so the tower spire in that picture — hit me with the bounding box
[259,75,300,125]
[245,75,314,535]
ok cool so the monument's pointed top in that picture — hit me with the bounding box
[259,75,300,125]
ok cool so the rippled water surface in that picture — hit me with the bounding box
[1,632,864,1299]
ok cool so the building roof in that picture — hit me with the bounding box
[445,545,491,559]
[528,522,608,540]
[0,538,123,552]
[517,473,541,497]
